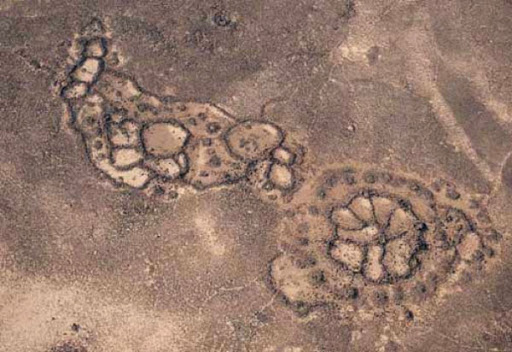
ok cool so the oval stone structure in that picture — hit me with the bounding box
[269,163,294,190]
[141,121,189,158]
[225,121,283,161]
[267,166,501,320]
[59,20,302,199]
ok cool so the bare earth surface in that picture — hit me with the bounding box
[1,1,512,351]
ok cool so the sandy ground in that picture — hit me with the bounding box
[2,0,512,351]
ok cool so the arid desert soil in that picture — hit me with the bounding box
[2,1,512,351]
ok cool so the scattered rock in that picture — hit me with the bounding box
[330,241,364,272]
[95,71,143,103]
[108,120,140,147]
[446,187,461,200]
[76,103,103,136]
[50,341,87,352]
[213,12,231,27]
[184,138,246,189]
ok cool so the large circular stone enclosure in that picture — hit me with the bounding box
[141,121,190,158]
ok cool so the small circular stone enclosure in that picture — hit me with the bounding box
[141,121,189,158]
[225,121,284,161]
[328,192,425,283]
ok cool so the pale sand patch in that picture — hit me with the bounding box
[0,277,189,352]
[194,215,227,257]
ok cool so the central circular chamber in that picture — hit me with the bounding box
[328,191,427,283]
